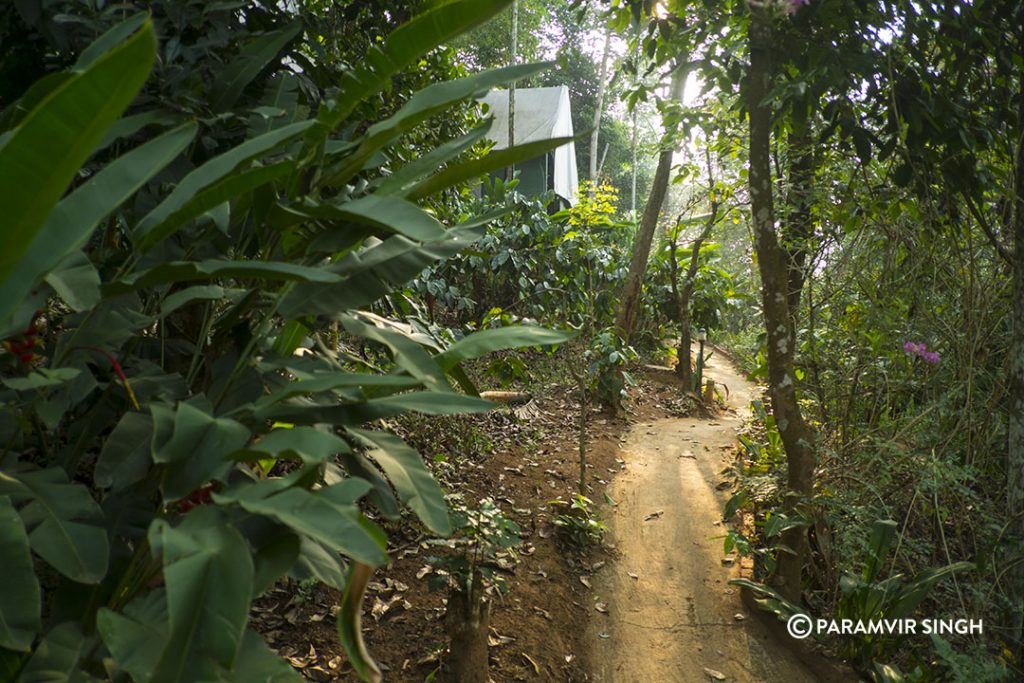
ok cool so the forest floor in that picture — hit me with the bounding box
[252,347,846,682]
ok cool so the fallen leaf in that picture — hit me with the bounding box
[595,602,608,614]
[644,510,664,521]
[579,576,592,588]
[704,668,727,680]
[627,572,639,580]
[489,630,515,647]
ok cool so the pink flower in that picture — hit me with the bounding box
[903,341,941,366]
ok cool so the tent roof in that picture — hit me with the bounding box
[480,86,572,149]
[479,86,578,205]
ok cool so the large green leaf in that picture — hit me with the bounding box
[282,225,485,315]
[256,390,494,425]
[311,195,446,241]
[137,160,294,250]
[341,315,448,391]
[158,285,235,319]
[243,426,351,464]
[223,630,302,683]
[290,537,347,590]
[0,496,41,651]
[0,19,156,284]
[408,135,579,200]
[348,429,450,535]
[886,562,974,619]
[252,372,422,409]
[374,122,491,195]
[95,412,154,492]
[134,120,314,250]
[20,622,91,682]
[249,73,302,137]
[0,72,73,134]
[0,468,108,584]
[2,368,80,392]
[435,326,574,371]
[322,0,510,128]
[211,21,303,112]
[97,110,182,151]
[323,62,549,188]
[104,259,340,297]
[42,252,101,313]
[336,563,381,683]
[148,509,254,682]
[73,13,148,71]
[217,485,387,566]
[96,590,169,682]
[151,402,250,501]
[864,518,898,581]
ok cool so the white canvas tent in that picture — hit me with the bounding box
[480,86,578,206]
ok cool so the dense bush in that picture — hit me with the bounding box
[0,2,577,680]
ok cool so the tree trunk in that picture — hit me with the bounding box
[783,103,815,337]
[674,151,719,388]
[674,278,694,388]
[614,66,687,344]
[1007,77,1024,658]
[444,577,491,683]
[589,26,613,184]
[671,225,713,389]
[631,107,638,214]
[747,7,816,605]
[505,0,517,181]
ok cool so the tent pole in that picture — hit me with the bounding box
[507,0,517,181]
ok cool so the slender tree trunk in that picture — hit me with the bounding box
[589,26,613,185]
[631,107,638,214]
[673,222,715,388]
[614,66,686,344]
[445,575,491,683]
[629,27,640,216]
[669,231,693,389]
[675,149,720,387]
[747,7,816,605]
[1007,77,1024,659]
[505,0,517,181]
[783,103,815,336]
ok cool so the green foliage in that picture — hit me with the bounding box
[550,494,607,547]
[833,520,974,671]
[732,519,975,682]
[0,3,576,680]
[587,329,638,406]
[640,234,740,350]
[425,497,522,595]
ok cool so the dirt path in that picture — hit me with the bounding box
[588,349,818,682]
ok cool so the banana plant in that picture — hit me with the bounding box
[0,2,577,681]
